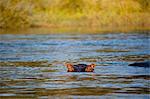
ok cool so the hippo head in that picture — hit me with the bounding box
[65,63,96,72]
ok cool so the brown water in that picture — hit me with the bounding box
[0,32,149,98]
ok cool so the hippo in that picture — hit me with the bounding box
[129,61,150,67]
[65,63,96,72]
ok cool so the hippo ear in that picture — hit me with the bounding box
[65,63,74,72]
[90,63,96,68]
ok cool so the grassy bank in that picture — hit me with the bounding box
[0,0,150,31]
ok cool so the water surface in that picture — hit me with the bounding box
[0,32,149,98]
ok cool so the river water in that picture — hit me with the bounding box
[0,32,149,98]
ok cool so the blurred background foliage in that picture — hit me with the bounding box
[0,0,149,29]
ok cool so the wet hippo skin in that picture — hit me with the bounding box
[129,61,150,67]
[65,63,96,72]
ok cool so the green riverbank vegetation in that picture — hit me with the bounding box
[0,0,150,31]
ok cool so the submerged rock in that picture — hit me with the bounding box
[129,61,150,67]
[65,63,96,72]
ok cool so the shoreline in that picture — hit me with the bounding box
[0,25,149,34]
